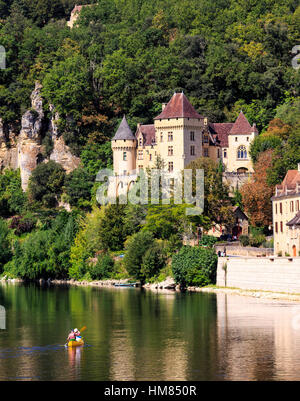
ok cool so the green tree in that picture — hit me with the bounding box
[0,218,12,273]
[28,161,66,207]
[172,246,218,288]
[123,230,156,282]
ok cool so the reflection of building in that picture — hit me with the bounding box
[272,165,300,256]
[111,93,258,197]
[217,293,300,381]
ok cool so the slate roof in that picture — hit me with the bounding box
[112,116,136,141]
[154,93,203,120]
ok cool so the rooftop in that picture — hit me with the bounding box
[112,116,136,141]
[229,111,258,135]
[154,92,203,120]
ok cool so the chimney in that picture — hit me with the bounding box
[162,103,167,111]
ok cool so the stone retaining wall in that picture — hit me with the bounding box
[215,244,273,257]
[217,257,300,293]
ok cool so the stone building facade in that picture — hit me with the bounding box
[111,92,258,195]
[272,166,300,257]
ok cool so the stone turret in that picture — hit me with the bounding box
[111,116,136,176]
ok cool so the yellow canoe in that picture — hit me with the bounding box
[68,339,84,347]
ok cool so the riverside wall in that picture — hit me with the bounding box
[217,257,300,293]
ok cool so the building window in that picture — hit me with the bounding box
[280,221,283,233]
[123,152,127,161]
[190,146,195,156]
[290,201,294,212]
[190,131,195,141]
[237,145,247,159]
[204,148,209,157]
[223,149,227,158]
[139,137,143,146]
[168,162,173,173]
[168,146,173,156]
[168,132,173,141]
[275,222,278,233]
[297,200,299,211]
[247,137,249,142]
[275,204,277,214]
[150,154,152,161]
[203,135,209,144]
[138,150,143,160]
[160,133,163,142]
[280,203,282,214]
[235,137,238,142]
[217,148,220,158]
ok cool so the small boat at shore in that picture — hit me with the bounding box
[114,283,138,288]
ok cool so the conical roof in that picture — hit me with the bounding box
[154,92,203,120]
[229,111,254,135]
[112,115,135,140]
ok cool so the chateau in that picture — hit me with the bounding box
[111,92,258,195]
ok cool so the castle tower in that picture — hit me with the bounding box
[112,116,136,176]
[154,92,204,173]
[227,111,258,173]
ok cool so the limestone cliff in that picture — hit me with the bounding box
[0,82,80,191]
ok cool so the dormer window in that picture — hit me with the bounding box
[139,137,143,146]
[203,135,209,144]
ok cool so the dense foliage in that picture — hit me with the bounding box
[172,246,218,288]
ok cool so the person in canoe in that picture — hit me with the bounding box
[67,329,76,343]
[74,328,82,341]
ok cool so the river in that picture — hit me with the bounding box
[1,282,300,381]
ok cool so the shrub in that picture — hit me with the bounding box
[249,234,266,247]
[89,254,114,280]
[172,246,218,288]
[199,234,218,247]
[239,235,250,247]
[9,214,36,236]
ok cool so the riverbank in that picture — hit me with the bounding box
[193,285,300,302]
[3,276,300,302]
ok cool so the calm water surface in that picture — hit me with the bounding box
[1,282,300,381]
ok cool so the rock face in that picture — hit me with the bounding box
[0,82,81,191]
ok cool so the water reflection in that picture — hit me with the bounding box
[1,282,300,380]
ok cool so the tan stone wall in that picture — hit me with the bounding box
[273,195,300,256]
[226,132,256,173]
[154,117,203,172]
[217,256,300,293]
[112,139,136,175]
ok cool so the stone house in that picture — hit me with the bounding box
[272,165,300,256]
